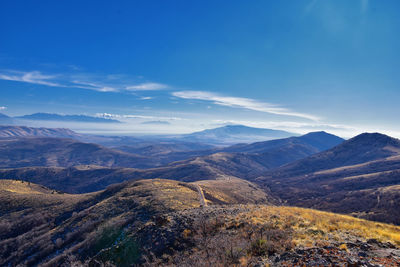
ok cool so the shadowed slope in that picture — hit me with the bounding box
[258,133,400,224]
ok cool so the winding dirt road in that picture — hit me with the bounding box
[195,184,207,207]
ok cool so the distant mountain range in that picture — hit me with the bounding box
[0,125,81,138]
[176,125,297,144]
[0,112,121,124]
[16,112,121,123]
[0,123,299,146]
[0,130,344,193]
[1,117,298,144]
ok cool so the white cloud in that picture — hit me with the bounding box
[140,96,153,100]
[0,71,63,87]
[126,82,168,91]
[172,91,320,121]
[71,80,118,92]
[0,69,168,93]
[0,106,6,110]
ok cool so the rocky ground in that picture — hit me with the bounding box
[139,205,400,266]
[270,239,400,266]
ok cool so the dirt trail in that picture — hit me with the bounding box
[195,184,207,207]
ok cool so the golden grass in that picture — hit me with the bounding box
[232,205,400,247]
[193,177,269,204]
[0,179,53,194]
[119,179,201,210]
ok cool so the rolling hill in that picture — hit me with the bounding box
[0,179,399,266]
[115,131,345,177]
[257,132,400,224]
[0,126,343,169]
[0,137,155,169]
[0,131,345,193]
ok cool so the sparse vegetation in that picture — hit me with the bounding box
[1,168,400,265]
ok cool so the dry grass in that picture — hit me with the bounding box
[193,177,271,204]
[0,179,53,194]
[233,205,400,247]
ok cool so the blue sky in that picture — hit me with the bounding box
[1,0,400,137]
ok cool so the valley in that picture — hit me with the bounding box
[1,125,400,266]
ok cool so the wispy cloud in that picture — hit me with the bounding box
[140,96,153,100]
[126,82,168,91]
[172,91,319,121]
[0,69,169,93]
[71,80,118,92]
[0,70,63,87]
[0,106,6,111]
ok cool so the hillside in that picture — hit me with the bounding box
[0,131,345,193]
[0,156,260,193]
[0,178,271,266]
[261,133,400,178]
[0,127,344,170]
[0,137,155,168]
[258,133,400,224]
[0,179,399,266]
[224,131,344,154]
[0,147,339,194]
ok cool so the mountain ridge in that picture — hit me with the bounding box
[16,112,121,123]
[257,132,400,224]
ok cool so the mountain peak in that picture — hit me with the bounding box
[298,131,344,151]
[302,131,329,136]
[183,125,296,144]
[346,132,400,147]
[264,132,400,180]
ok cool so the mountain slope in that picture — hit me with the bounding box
[1,179,399,266]
[0,131,345,193]
[147,131,345,180]
[261,132,400,179]
[0,178,272,266]
[257,132,400,224]
[224,131,344,154]
[0,137,155,168]
[177,125,296,144]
